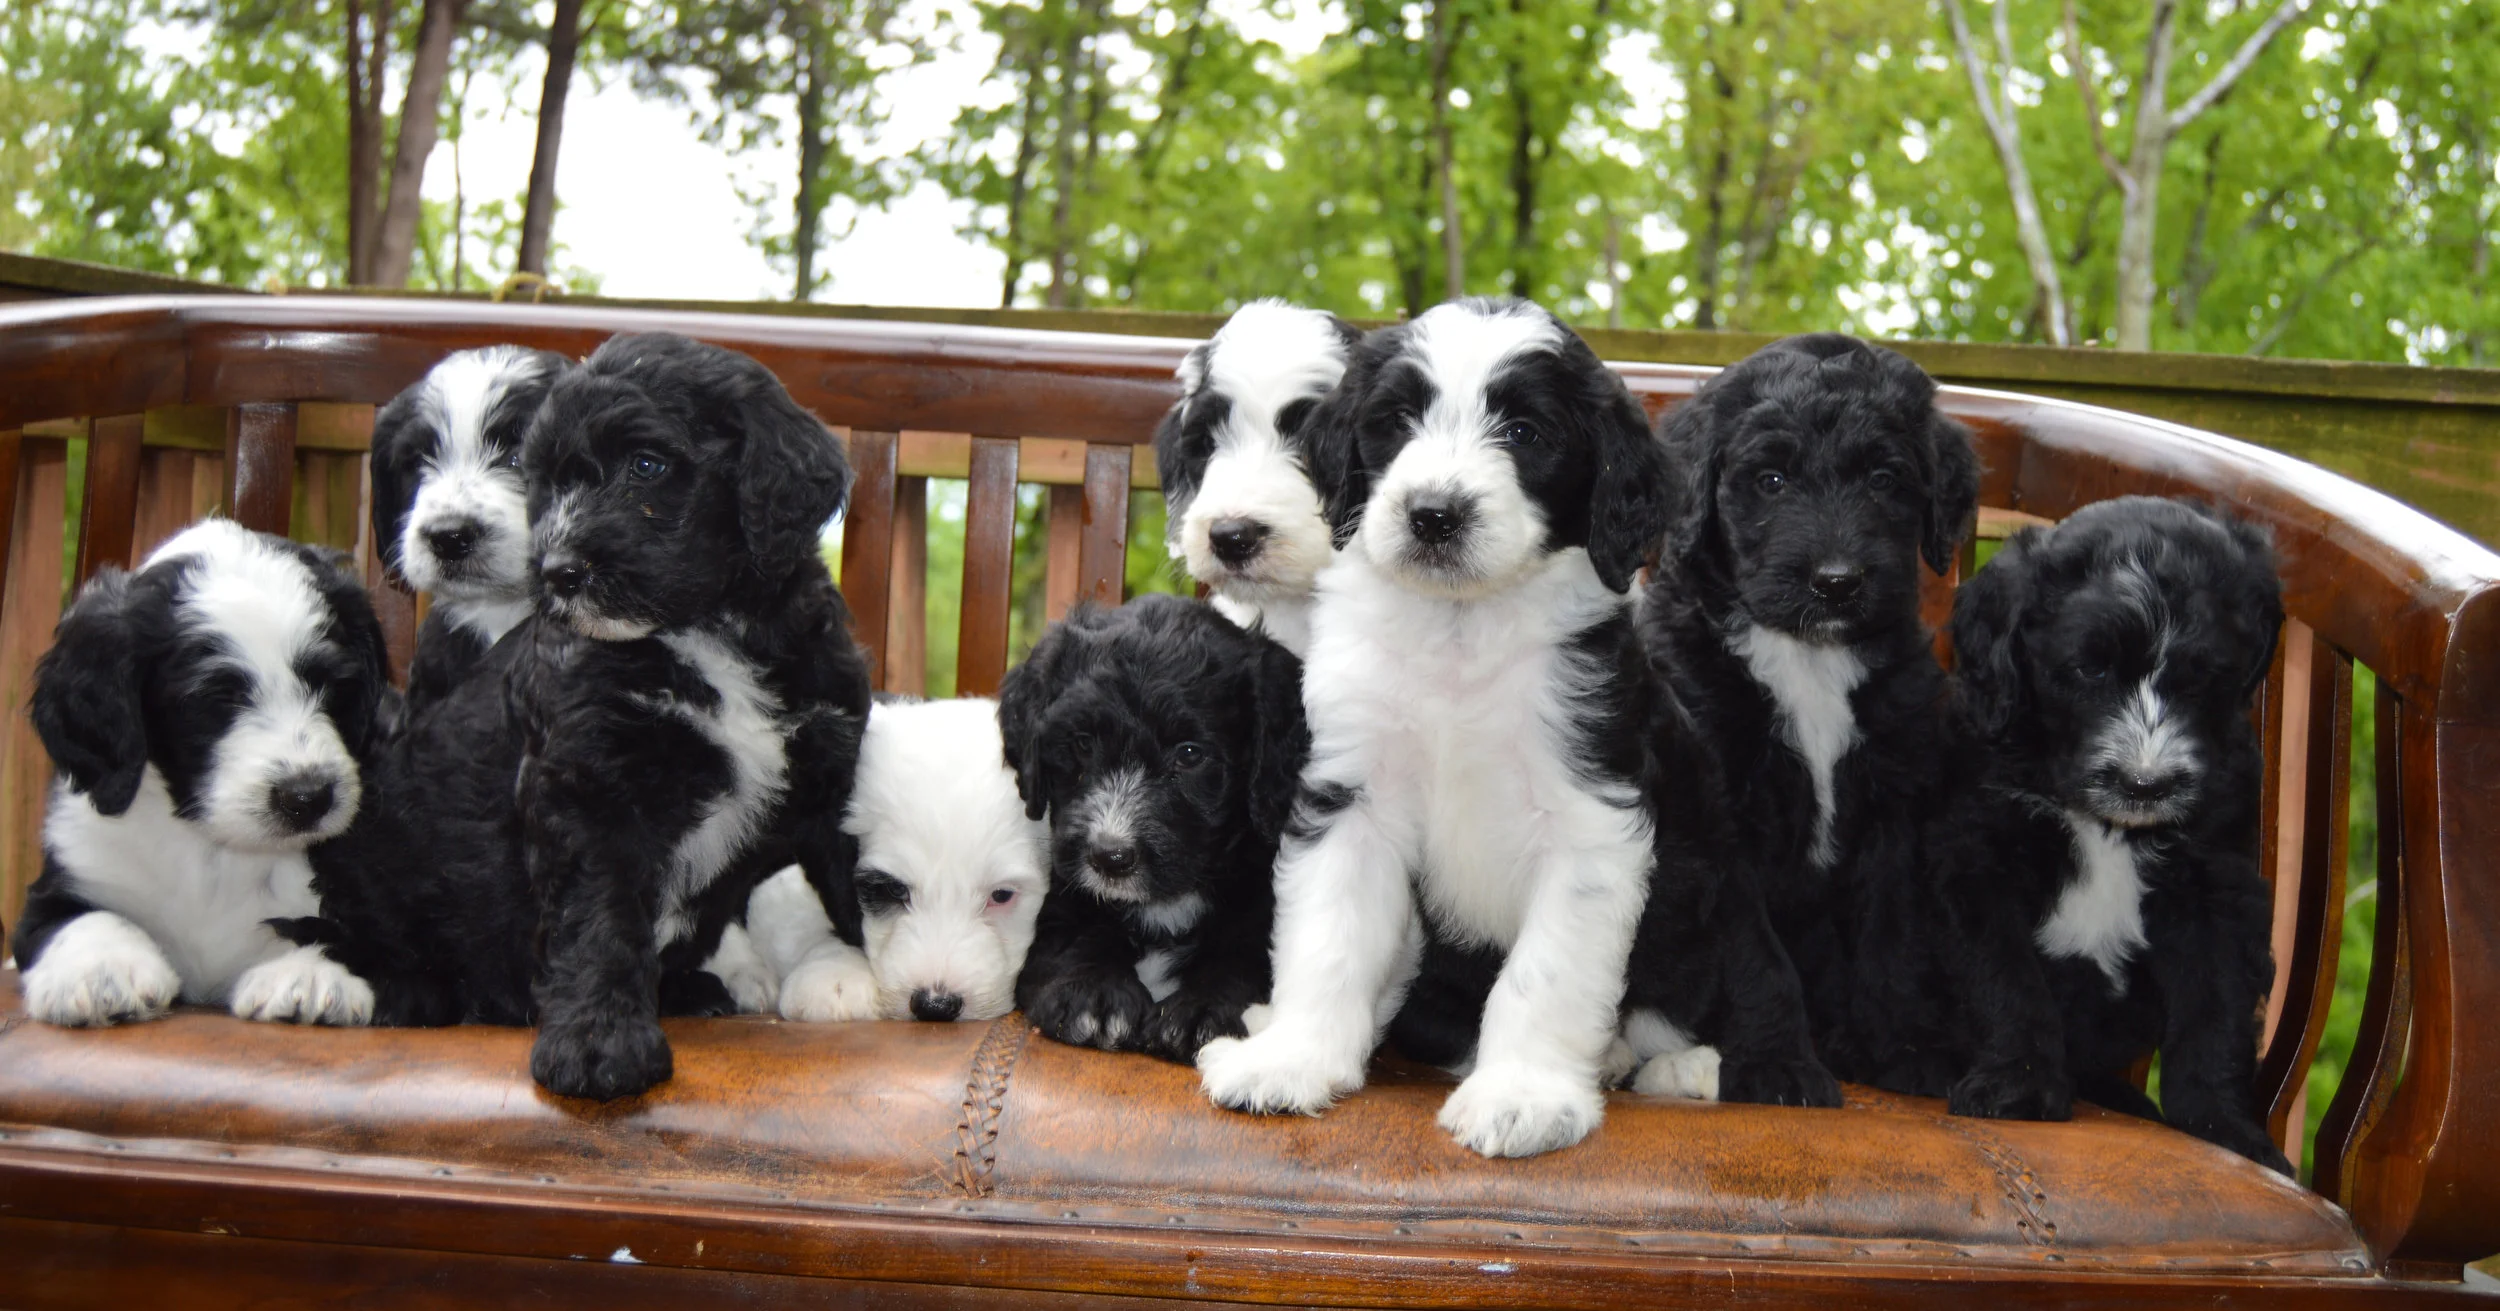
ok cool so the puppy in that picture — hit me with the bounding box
[1154,300,1362,655]
[10,520,389,1027]
[369,345,569,714]
[1001,595,1306,1063]
[291,334,871,1102]
[1936,496,2290,1173]
[752,696,1050,1024]
[1643,333,1980,1092]
[1197,298,1834,1160]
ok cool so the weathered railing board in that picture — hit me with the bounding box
[0,439,67,929]
[1076,445,1132,613]
[885,475,929,698]
[131,448,224,564]
[1043,485,1083,625]
[2313,679,2411,1215]
[838,431,899,690]
[956,438,1020,699]
[73,416,143,586]
[224,403,297,537]
[2260,630,2353,1168]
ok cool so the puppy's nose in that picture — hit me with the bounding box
[1208,518,1269,567]
[1810,563,1866,604]
[1087,844,1139,879]
[909,988,964,1022]
[2117,772,2180,805]
[425,521,480,562]
[542,558,589,598]
[1406,495,1467,546]
[269,774,337,831]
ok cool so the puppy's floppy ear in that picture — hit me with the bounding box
[33,570,149,815]
[2216,507,2286,702]
[1152,354,1207,512]
[366,391,424,576]
[997,622,1073,821]
[1585,373,1678,594]
[300,544,396,758]
[1922,410,1981,576]
[1655,392,1723,571]
[1245,638,1309,843]
[736,363,852,568]
[1950,531,2037,737]
[1304,325,1398,547]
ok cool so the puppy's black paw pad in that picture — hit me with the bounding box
[1028,975,1155,1052]
[1146,994,1251,1063]
[1720,1058,1844,1109]
[659,968,738,1018]
[532,1014,674,1101]
[1949,1062,2073,1121]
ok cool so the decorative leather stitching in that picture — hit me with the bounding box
[1942,1119,2058,1247]
[947,1013,1031,1198]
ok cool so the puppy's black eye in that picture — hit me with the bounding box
[1066,731,1095,759]
[1170,741,1207,770]
[2073,661,2112,686]
[628,451,669,481]
[1755,470,1788,495]
[1494,420,1539,448]
[500,447,524,470]
[1867,468,1897,493]
[988,887,1017,907]
[856,870,910,911]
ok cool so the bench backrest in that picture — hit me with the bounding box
[0,296,2492,1270]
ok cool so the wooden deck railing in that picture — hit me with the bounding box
[0,296,2491,1271]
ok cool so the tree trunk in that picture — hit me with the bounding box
[517,0,585,278]
[1942,0,2071,345]
[792,24,828,301]
[1429,0,1463,301]
[1603,210,1623,329]
[344,0,390,284]
[1692,140,1729,330]
[2110,0,2176,351]
[1506,60,1535,299]
[1044,6,1089,308]
[997,43,1044,309]
[373,0,469,288]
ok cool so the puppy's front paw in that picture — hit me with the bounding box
[532,1012,673,1101]
[2169,1111,2295,1177]
[230,945,375,1026]
[1632,1045,1722,1100]
[658,968,738,1018]
[778,951,881,1023]
[701,924,780,1014]
[21,913,182,1027]
[1438,1062,1604,1158]
[1718,1054,1843,1108]
[1198,1029,1361,1116]
[1949,1059,2073,1121]
[1145,989,1256,1064]
[1025,971,1155,1052]
[1599,1033,1642,1088]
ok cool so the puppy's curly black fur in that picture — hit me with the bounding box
[1642,333,1982,1096]
[1933,496,2290,1173]
[1000,594,1306,1063]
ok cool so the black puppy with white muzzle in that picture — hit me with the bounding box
[1000,594,1306,1063]
[1643,333,1981,1094]
[369,345,569,715]
[1934,496,2290,1173]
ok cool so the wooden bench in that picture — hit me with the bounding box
[0,296,2492,1307]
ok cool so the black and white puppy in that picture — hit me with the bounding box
[11,520,389,1027]
[293,334,871,1101]
[1198,298,1833,1159]
[1644,333,1980,1093]
[1001,595,1306,1063]
[1935,496,2290,1173]
[369,345,568,714]
[751,696,1050,1024]
[1154,299,1362,655]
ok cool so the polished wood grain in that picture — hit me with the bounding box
[1044,483,1083,623]
[1076,443,1132,611]
[0,439,63,929]
[71,415,142,586]
[837,430,898,688]
[956,436,1020,698]
[2261,628,2353,1160]
[222,401,296,536]
[887,474,929,697]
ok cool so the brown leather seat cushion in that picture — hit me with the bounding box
[0,971,2367,1290]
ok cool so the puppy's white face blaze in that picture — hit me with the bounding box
[397,348,540,606]
[534,491,656,641]
[845,699,1048,1021]
[156,522,362,851]
[1358,307,1561,598]
[1067,767,1153,903]
[2084,677,2200,827]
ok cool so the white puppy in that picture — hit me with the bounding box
[755,697,1048,1023]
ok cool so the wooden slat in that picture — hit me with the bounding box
[72,416,142,586]
[955,438,1019,698]
[1043,484,1083,624]
[1075,444,1131,611]
[292,450,364,552]
[0,439,67,928]
[886,476,928,697]
[896,430,1161,488]
[1921,539,1966,669]
[2260,630,2353,1165]
[0,432,21,628]
[2313,677,2412,1207]
[354,454,419,686]
[225,403,297,536]
[836,431,898,689]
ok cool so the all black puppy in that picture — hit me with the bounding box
[298,334,871,1102]
[1936,496,2290,1173]
[1644,333,1981,1093]
[368,345,569,715]
[999,594,1306,1063]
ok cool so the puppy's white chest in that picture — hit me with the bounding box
[43,770,313,1002]
[2037,813,2150,992]
[654,631,789,942]
[1729,624,1865,868]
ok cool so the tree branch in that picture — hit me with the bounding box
[2168,0,2306,133]
[2247,231,2376,356]
[1942,0,2009,142]
[2061,0,2132,195]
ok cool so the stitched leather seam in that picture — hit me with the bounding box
[1941,1119,2058,1247]
[948,1013,1031,1198]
